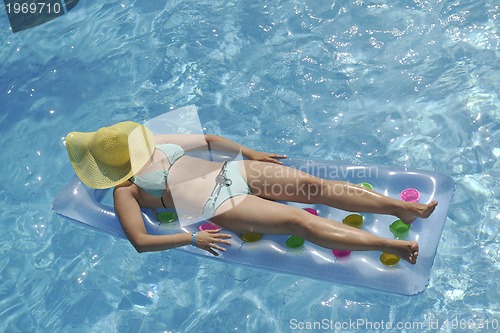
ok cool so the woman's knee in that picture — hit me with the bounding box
[293,175,326,202]
[286,209,316,237]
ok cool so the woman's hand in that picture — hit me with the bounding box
[194,229,232,256]
[246,150,287,164]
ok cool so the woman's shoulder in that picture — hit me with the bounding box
[114,180,157,207]
[113,180,138,196]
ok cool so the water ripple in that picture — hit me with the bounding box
[0,0,499,331]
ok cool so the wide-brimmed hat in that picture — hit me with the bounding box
[65,121,155,189]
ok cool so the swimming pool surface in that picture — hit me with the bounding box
[0,0,498,332]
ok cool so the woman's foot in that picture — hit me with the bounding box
[398,201,438,224]
[386,241,419,264]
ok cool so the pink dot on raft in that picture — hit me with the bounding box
[304,208,318,215]
[199,223,219,231]
[400,188,420,202]
[333,249,351,258]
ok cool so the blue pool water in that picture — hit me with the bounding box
[0,0,498,332]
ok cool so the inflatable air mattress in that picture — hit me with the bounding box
[53,106,454,295]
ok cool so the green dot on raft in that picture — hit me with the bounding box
[389,219,410,239]
[286,236,304,248]
[358,182,373,190]
[156,211,177,223]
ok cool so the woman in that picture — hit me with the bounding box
[65,121,437,263]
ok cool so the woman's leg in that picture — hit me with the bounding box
[211,195,419,264]
[242,161,437,224]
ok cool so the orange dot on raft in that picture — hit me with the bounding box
[241,233,262,242]
[342,214,363,228]
[380,253,400,265]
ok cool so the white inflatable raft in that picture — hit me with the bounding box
[53,106,454,295]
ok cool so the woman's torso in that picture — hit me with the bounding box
[132,149,231,215]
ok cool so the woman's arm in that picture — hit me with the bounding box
[154,134,208,151]
[155,133,287,164]
[113,185,231,255]
[205,134,287,164]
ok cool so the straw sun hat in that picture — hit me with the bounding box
[65,121,155,189]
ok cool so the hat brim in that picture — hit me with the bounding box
[66,122,155,189]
